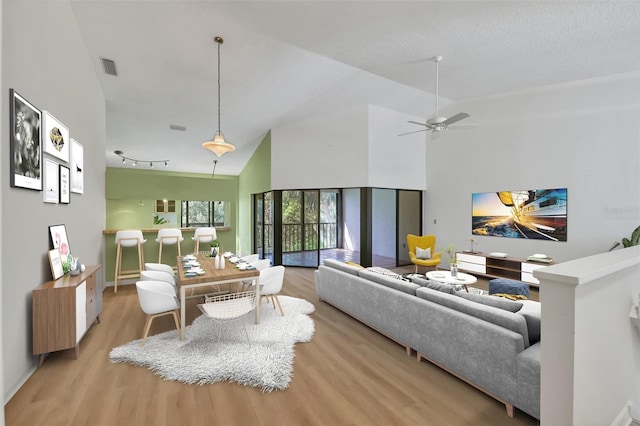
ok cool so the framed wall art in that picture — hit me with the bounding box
[42,110,70,163]
[43,159,59,203]
[9,89,42,190]
[49,224,71,257]
[47,249,64,280]
[59,164,70,204]
[472,188,568,241]
[70,138,84,194]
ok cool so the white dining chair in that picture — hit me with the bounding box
[145,262,175,276]
[135,281,180,346]
[140,270,177,294]
[257,265,285,317]
[197,289,259,344]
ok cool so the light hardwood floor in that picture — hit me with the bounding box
[5,267,538,425]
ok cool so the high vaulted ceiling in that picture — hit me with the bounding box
[69,1,640,176]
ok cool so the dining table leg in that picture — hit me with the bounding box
[180,285,186,340]
[255,276,261,324]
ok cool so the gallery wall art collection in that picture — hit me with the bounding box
[9,88,84,202]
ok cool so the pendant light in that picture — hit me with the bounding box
[202,36,235,157]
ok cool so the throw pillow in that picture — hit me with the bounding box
[344,261,364,269]
[416,246,431,260]
[364,266,405,281]
[456,291,523,313]
[411,276,455,294]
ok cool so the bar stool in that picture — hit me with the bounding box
[156,228,183,267]
[192,227,217,253]
[114,230,146,293]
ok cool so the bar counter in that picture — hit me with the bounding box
[102,227,232,285]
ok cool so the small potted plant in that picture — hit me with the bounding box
[445,244,458,277]
[209,239,220,257]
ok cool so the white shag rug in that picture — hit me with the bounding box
[110,296,315,392]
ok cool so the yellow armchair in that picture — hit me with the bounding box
[407,234,442,273]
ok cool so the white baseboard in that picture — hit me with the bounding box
[4,365,36,405]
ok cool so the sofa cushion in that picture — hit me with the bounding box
[456,291,523,313]
[358,268,419,295]
[416,287,530,347]
[518,300,542,344]
[416,246,431,259]
[323,258,362,276]
[411,276,455,294]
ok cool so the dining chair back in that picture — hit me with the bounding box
[135,280,180,346]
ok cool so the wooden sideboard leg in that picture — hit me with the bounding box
[74,345,80,360]
[38,353,47,368]
[96,313,101,324]
[505,404,514,418]
[405,346,411,356]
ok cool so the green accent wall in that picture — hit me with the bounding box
[238,131,272,255]
[104,167,240,281]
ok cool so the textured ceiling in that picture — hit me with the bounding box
[69,0,640,175]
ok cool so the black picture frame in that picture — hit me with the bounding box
[48,224,71,258]
[10,89,42,190]
[59,164,70,204]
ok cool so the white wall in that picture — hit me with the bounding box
[535,246,640,425]
[368,105,426,190]
[425,72,640,263]
[2,1,106,401]
[271,105,370,189]
[271,104,427,191]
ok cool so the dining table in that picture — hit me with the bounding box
[176,254,261,340]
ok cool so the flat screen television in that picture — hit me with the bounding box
[472,188,567,241]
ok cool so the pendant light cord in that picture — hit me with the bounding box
[216,37,223,134]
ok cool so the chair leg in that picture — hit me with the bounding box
[141,315,154,346]
[273,295,284,316]
[158,242,163,263]
[414,264,418,274]
[114,243,122,293]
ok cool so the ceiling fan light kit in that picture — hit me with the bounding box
[401,55,470,136]
[202,36,235,158]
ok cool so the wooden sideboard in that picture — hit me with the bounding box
[456,252,548,286]
[33,265,103,366]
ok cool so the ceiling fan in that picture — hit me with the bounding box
[400,55,470,136]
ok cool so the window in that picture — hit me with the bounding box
[181,200,227,227]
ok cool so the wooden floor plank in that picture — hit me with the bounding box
[5,267,538,425]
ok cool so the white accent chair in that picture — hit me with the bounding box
[192,227,217,254]
[135,281,180,346]
[258,265,286,317]
[197,289,259,344]
[240,254,259,263]
[156,228,183,265]
[240,259,272,291]
[114,230,146,293]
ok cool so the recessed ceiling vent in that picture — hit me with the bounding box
[100,57,118,76]
[169,124,187,131]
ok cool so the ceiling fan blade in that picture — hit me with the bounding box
[407,120,431,128]
[399,129,428,136]
[442,112,470,126]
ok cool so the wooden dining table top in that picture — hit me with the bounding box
[176,254,260,285]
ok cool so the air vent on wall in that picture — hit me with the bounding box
[100,57,118,76]
[169,124,187,131]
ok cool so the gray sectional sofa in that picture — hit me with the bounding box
[314,258,541,420]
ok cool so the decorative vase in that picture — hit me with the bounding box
[214,254,221,269]
[220,254,226,269]
[450,263,458,277]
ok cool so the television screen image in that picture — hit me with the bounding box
[472,188,567,241]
